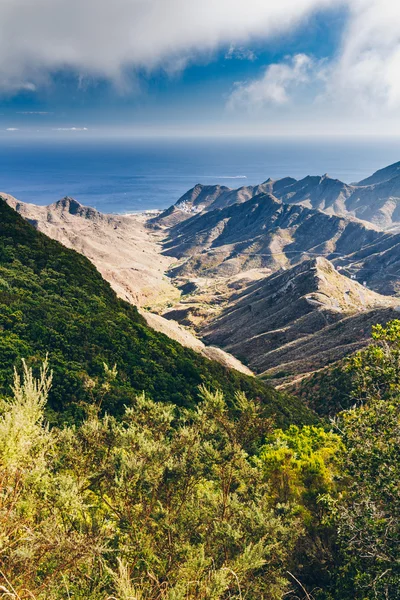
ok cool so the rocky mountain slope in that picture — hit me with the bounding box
[152,180,282,227]
[356,160,400,186]
[155,160,400,229]
[5,194,179,310]
[163,193,387,279]
[201,258,398,385]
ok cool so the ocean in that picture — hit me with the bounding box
[1,136,400,214]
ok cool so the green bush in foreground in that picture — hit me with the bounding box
[332,396,400,600]
[0,361,299,599]
[2,347,400,599]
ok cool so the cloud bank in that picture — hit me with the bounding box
[227,0,400,114]
[52,127,88,131]
[0,0,399,116]
[0,0,339,90]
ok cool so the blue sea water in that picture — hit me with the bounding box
[1,137,400,214]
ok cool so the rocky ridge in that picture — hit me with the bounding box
[201,257,398,385]
[154,160,400,229]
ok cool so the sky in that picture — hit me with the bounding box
[1,0,400,138]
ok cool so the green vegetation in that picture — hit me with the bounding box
[0,362,336,599]
[296,319,400,416]
[294,320,400,598]
[3,345,398,599]
[333,395,400,599]
[0,199,312,426]
[1,201,400,598]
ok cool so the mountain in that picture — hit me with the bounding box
[161,189,400,300]
[5,194,179,310]
[334,230,400,296]
[273,174,354,214]
[152,179,296,228]
[6,159,400,406]
[163,193,386,278]
[201,257,397,385]
[155,161,400,229]
[0,197,314,425]
[356,160,400,186]
[5,194,255,374]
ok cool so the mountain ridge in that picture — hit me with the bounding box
[154,160,400,229]
[201,257,398,385]
[5,158,400,400]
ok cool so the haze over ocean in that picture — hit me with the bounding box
[2,136,400,214]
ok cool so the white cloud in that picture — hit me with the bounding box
[0,0,338,92]
[225,45,256,61]
[52,127,88,131]
[17,111,53,115]
[0,0,398,120]
[226,1,400,115]
[325,0,400,111]
[228,54,316,108]
[6,127,19,131]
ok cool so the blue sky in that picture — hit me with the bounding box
[0,0,399,137]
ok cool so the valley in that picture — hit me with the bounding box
[5,159,400,392]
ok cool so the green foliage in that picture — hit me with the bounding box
[293,363,354,417]
[294,319,400,416]
[260,425,342,507]
[345,319,400,402]
[301,321,400,598]
[0,363,303,599]
[0,199,315,426]
[332,396,400,599]
[259,426,343,596]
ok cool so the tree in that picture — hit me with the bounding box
[333,396,400,599]
[0,364,303,599]
[259,425,343,596]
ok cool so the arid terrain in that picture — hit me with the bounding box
[5,160,400,385]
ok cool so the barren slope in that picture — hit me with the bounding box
[154,160,400,229]
[5,194,179,310]
[163,193,385,279]
[201,258,398,385]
